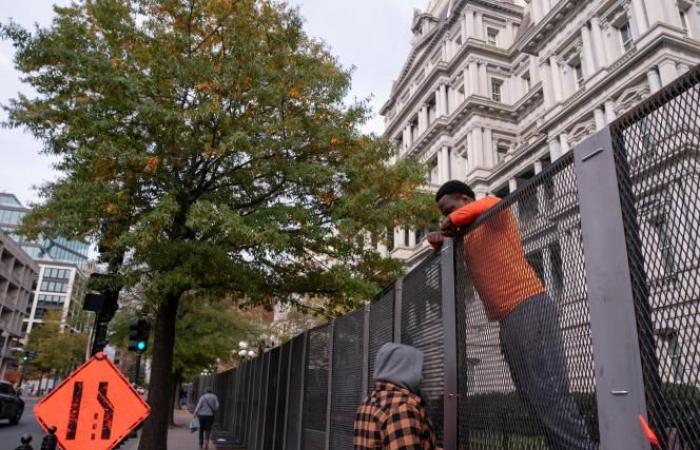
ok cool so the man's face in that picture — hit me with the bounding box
[437,193,473,217]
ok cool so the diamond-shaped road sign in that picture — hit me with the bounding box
[35,352,150,450]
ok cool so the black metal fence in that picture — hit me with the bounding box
[194,66,700,450]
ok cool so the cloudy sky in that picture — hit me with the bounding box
[0,0,426,205]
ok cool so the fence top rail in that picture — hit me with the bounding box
[611,63,700,130]
[457,150,576,235]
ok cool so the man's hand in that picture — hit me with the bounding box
[440,216,456,236]
[427,231,444,250]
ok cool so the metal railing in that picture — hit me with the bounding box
[194,65,700,450]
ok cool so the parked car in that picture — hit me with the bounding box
[0,382,24,425]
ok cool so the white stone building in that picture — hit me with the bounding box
[381,0,700,266]
[382,0,700,394]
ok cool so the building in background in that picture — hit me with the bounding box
[0,233,38,379]
[382,0,700,391]
[0,193,92,336]
[381,0,700,266]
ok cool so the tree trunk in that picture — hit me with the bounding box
[137,293,180,450]
[170,373,180,426]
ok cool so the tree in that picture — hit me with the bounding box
[2,1,434,448]
[25,310,88,380]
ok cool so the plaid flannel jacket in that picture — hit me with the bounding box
[354,381,439,450]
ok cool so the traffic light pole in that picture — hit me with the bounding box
[134,352,141,386]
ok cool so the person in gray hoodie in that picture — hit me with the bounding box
[193,387,219,449]
[354,343,440,450]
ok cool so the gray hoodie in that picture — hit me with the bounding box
[373,343,424,393]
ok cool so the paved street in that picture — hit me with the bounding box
[0,399,43,450]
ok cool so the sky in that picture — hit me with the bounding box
[0,0,427,205]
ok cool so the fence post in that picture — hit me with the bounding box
[282,342,294,450]
[440,238,458,450]
[324,322,335,450]
[574,127,649,449]
[393,278,403,343]
[362,304,370,394]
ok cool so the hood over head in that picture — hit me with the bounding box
[373,343,424,392]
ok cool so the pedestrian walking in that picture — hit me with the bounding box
[428,180,595,450]
[40,426,58,450]
[354,343,440,450]
[14,435,33,450]
[193,387,219,449]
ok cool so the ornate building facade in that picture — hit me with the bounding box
[381,0,700,266]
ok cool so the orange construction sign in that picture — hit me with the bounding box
[35,352,150,450]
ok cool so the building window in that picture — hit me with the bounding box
[491,78,503,102]
[549,241,564,293]
[416,228,426,244]
[619,21,633,51]
[680,10,690,35]
[487,28,499,46]
[521,72,531,92]
[386,228,395,252]
[496,146,508,163]
[404,228,410,247]
[573,62,584,86]
[649,213,676,277]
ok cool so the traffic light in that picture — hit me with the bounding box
[128,319,150,353]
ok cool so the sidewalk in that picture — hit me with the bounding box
[123,409,199,450]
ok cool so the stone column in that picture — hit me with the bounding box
[475,12,484,40]
[463,67,471,97]
[548,137,562,161]
[439,146,450,183]
[560,133,570,154]
[408,229,416,248]
[483,128,494,167]
[594,107,606,131]
[478,63,488,96]
[663,0,683,27]
[393,227,402,249]
[469,60,479,95]
[419,106,429,134]
[659,60,679,86]
[644,0,665,26]
[549,56,563,103]
[404,126,412,149]
[647,68,662,93]
[509,21,518,47]
[542,61,554,108]
[529,55,540,83]
[604,100,616,123]
[534,160,543,175]
[531,0,543,23]
[472,127,484,167]
[581,24,596,76]
[631,0,649,33]
[436,87,444,117]
[466,130,475,171]
[466,11,475,39]
[509,178,518,193]
[590,17,608,69]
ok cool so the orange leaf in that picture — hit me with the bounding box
[288,87,302,99]
[145,156,160,173]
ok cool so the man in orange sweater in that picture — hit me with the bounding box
[428,180,595,450]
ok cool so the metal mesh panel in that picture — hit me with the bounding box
[274,341,292,450]
[262,348,281,450]
[250,354,268,450]
[302,325,331,450]
[401,252,444,445]
[285,334,306,450]
[455,152,600,449]
[368,287,394,390]
[329,309,365,450]
[611,67,700,449]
